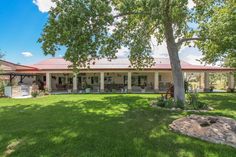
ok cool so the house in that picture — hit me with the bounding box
[0,58,235,96]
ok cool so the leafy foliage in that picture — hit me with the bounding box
[39,0,116,70]
[0,82,4,96]
[31,91,39,98]
[39,0,235,102]
[194,0,236,65]
[187,92,208,109]
[156,96,174,108]
[0,49,5,96]
[154,92,209,110]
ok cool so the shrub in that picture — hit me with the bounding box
[187,92,199,105]
[156,96,174,108]
[43,88,50,95]
[187,92,208,109]
[0,82,4,96]
[156,96,165,107]
[0,81,4,91]
[164,98,175,108]
[31,91,38,98]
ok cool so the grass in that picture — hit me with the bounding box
[0,93,235,157]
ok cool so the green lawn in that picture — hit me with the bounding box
[0,93,235,157]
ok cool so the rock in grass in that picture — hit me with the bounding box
[169,114,236,148]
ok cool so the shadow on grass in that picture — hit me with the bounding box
[200,93,236,109]
[0,95,235,157]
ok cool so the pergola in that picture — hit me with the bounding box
[0,73,39,84]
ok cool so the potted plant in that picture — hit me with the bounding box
[209,85,214,92]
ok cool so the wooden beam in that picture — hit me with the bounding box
[9,74,16,84]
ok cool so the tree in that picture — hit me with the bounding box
[110,0,189,102]
[39,0,235,103]
[38,0,115,70]
[194,0,236,67]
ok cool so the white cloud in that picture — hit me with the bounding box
[179,46,203,65]
[151,42,169,58]
[116,47,129,58]
[21,52,33,57]
[33,0,56,13]
[33,0,195,13]
[150,36,169,58]
[151,36,204,65]
[188,0,195,9]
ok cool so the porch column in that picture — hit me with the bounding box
[100,72,104,92]
[65,75,68,84]
[204,72,210,92]
[46,72,51,92]
[183,72,187,80]
[228,72,235,89]
[73,73,78,92]
[128,72,132,93]
[154,71,159,93]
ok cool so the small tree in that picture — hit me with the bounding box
[0,50,5,95]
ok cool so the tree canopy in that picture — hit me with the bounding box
[39,0,235,68]
[39,0,115,69]
[194,0,236,67]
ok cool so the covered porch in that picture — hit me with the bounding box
[1,70,235,96]
[43,70,235,94]
[43,71,172,94]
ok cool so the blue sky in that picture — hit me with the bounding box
[0,0,62,65]
[0,0,203,65]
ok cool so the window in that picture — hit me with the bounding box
[105,76,112,84]
[58,77,65,85]
[69,78,73,84]
[91,76,98,84]
[123,76,128,85]
[132,76,147,86]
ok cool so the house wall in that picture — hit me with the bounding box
[47,71,173,90]
[159,72,172,83]
[21,76,35,85]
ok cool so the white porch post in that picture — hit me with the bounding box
[228,72,235,89]
[128,71,132,93]
[73,73,78,92]
[183,72,187,80]
[154,71,159,93]
[200,72,204,89]
[65,75,68,84]
[204,72,210,92]
[46,72,51,92]
[100,72,104,93]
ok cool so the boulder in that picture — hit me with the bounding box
[169,114,236,148]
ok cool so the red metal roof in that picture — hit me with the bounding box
[31,58,233,71]
[0,60,38,72]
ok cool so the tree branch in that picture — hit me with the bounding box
[177,37,202,45]
[114,12,150,18]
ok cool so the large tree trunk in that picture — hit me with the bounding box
[164,23,185,102]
